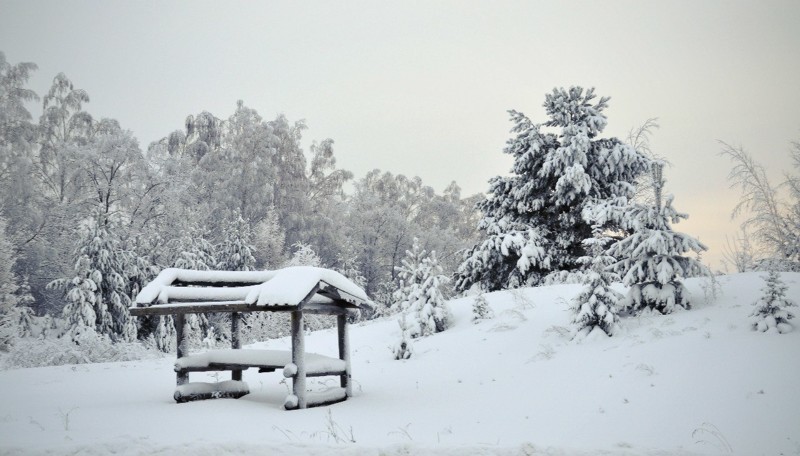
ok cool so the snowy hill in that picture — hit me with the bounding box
[1,272,798,455]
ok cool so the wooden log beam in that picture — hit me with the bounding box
[291,311,307,409]
[175,313,188,386]
[129,301,356,317]
[337,314,352,396]
[176,364,344,377]
[171,280,264,288]
[231,312,242,381]
[284,387,348,410]
[173,380,250,403]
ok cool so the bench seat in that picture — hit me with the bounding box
[175,349,347,377]
[174,380,249,403]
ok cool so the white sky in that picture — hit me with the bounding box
[2,0,799,270]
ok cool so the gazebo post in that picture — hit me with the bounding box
[337,314,352,397]
[291,310,307,409]
[175,313,188,386]
[231,312,242,381]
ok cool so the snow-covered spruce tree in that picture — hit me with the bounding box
[48,214,138,341]
[0,215,34,351]
[472,292,494,323]
[456,87,650,292]
[216,212,256,272]
[123,240,165,349]
[751,269,796,333]
[149,229,218,350]
[394,238,452,337]
[393,238,428,314]
[208,213,257,344]
[571,230,622,337]
[172,229,217,271]
[604,163,707,314]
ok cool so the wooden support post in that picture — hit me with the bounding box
[291,311,307,409]
[231,312,242,381]
[175,313,188,386]
[337,314,352,397]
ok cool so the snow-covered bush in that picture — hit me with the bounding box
[391,317,413,360]
[1,329,160,370]
[721,141,800,270]
[472,293,494,323]
[241,312,293,344]
[571,233,622,337]
[284,242,323,268]
[393,238,452,337]
[751,269,796,334]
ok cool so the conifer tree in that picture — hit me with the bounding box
[393,238,428,313]
[172,229,217,271]
[0,215,34,350]
[471,292,494,323]
[216,212,256,272]
[392,317,413,360]
[571,230,622,337]
[166,229,218,350]
[394,238,452,337]
[751,269,796,333]
[49,213,137,341]
[604,163,707,314]
[456,87,650,292]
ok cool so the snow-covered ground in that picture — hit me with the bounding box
[1,272,798,455]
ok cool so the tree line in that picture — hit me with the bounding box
[0,52,480,351]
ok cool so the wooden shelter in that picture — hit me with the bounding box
[129,266,370,409]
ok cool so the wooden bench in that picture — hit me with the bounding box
[173,349,348,407]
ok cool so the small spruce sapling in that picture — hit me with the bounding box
[751,269,796,334]
[393,238,452,337]
[603,163,707,314]
[571,230,622,338]
[392,317,413,360]
[472,293,494,323]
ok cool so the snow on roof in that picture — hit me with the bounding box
[136,269,277,304]
[244,266,369,307]
[135,266,370,309]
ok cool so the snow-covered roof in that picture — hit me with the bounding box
[134,266,370,309]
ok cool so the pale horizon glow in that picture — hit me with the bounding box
[2,0,799,270]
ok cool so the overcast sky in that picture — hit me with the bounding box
[2,0,799,269]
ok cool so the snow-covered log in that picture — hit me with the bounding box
[174,380,250,403]
[284,387,348,410]
[231,312,242,381]
[337,314,352,396]
[175,313,188,386]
